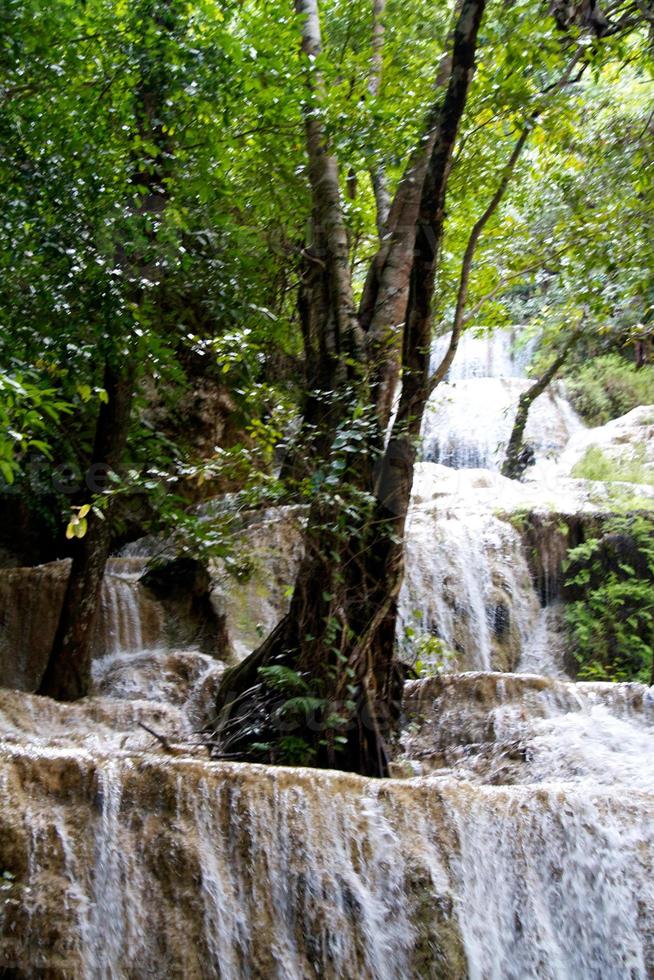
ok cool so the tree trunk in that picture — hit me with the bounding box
[277,0,365,485]
[358,0,465,429]
[501,323,584,480]
[37,364,135,700]
[210,0,487,777]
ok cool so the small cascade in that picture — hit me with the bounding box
[399,672,654,783]
[422,328,582,471]
[398,506,541,672]
[97,559,165,658]
[0,556,224,689]
[445,785,653,980]
[396,326,588,673]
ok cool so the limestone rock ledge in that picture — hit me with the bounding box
[0,676,653,979]
[0,738,465,978]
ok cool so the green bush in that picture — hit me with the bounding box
[565,354,654,426]
[572,445,654,487]
[564,514,654,683]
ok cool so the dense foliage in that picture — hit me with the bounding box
[1,0,652,564]
[565,514,654,683]
[566,355,654,426]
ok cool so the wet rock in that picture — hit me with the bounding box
[141,557,229,657]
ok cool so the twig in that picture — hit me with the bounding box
[137,721,173,752]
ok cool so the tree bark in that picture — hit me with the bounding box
[37,363,135,699]
[368,0,391,236]
[278,1,366,484]
[358,0,466,429]
[211,0,488,777]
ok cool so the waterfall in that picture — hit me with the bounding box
[400,673,654,977]
[399,505,542,672]
[0,557,197,690]
[1,332,653,977]
[395,327,588,673]
[0,670,652,978]
[446,785,653,980]
[430,327,536,380]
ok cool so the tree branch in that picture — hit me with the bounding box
[428,40,590,394]
[462,261,548,324]
[358,0,466,425]
[375,0,489,521]
[295,0,364,363]
[429,127,530,391]
[368,0,391,236]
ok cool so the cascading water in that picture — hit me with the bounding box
[0,558,165,690]
[423,328,581,470]
[430,327,536,380]
[0,670,652,977]
[97,559,166,657]
[398,502,543,672]
[1,329,653,978]
[400,328,588,673]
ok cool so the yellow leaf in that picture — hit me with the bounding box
[74,517,88,538]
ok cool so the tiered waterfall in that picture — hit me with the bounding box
[0,328,653,979]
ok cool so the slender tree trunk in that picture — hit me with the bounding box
[38,0,178,701]
[429,128,530,389]
[501,323,584,480]
[38,364,135,699]
[211,0,487,777]
[279,1,365,485]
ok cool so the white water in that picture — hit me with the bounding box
[1,669,652,977]
[399,504,542,672]
[393,328,585,673]
[400,672,654,977]
[447,784,653,980]
[431,327,535,380]
[100,561,147,655]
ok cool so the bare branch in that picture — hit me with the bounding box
[369,0,391,236]
[429,127,530,391]
[428,40,591,394]
[137,721,173,752]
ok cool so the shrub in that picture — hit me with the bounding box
[572,445,654,487]
[564,514,654,683]
[565,354,654,426]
